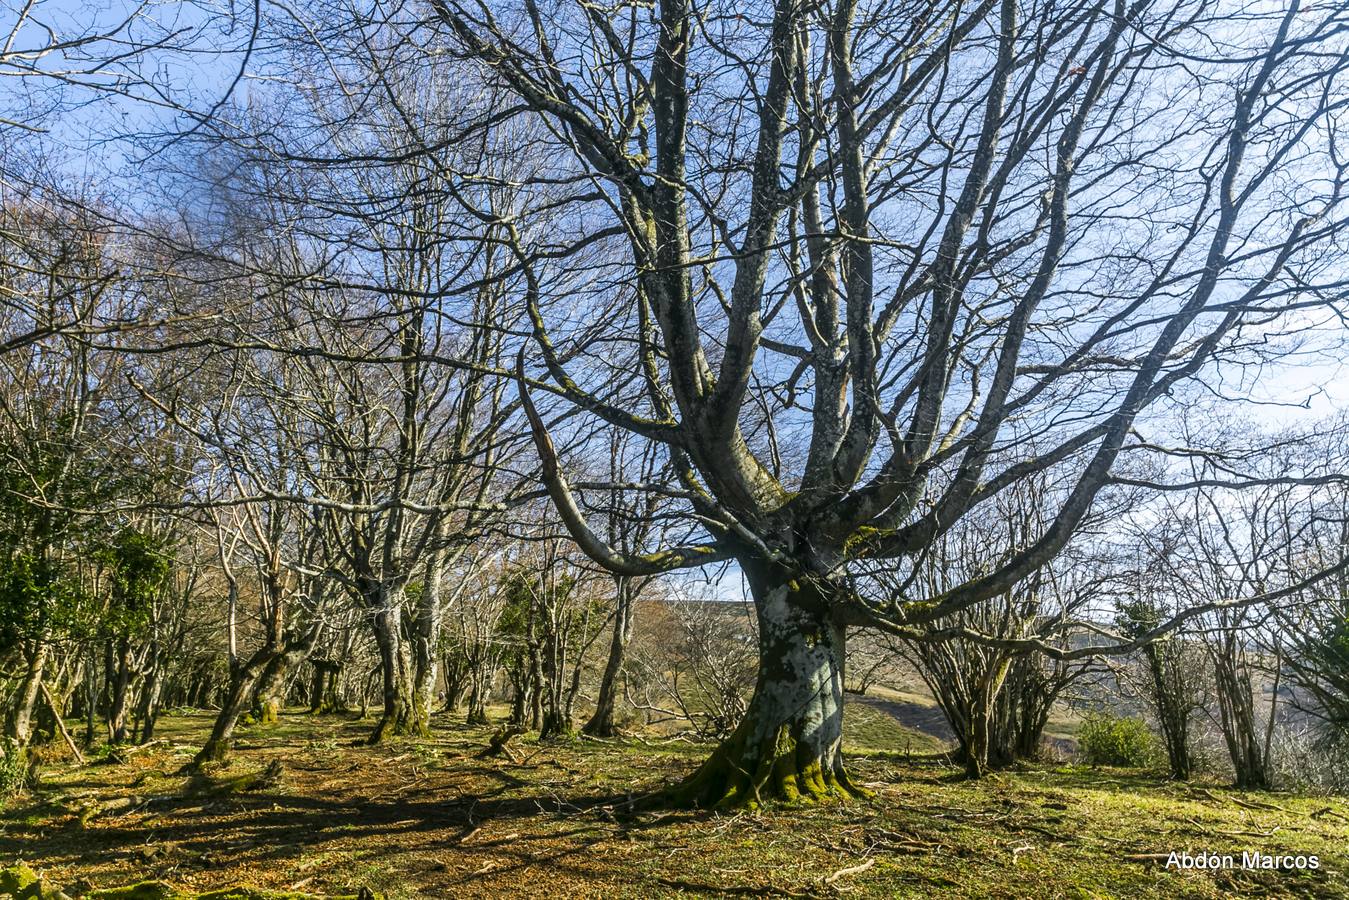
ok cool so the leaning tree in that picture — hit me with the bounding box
[428,0,1349,806]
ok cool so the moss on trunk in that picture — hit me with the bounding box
[668,721,867,809]
[667,563,866,809]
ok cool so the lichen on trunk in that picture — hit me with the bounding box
[669,566,865,808]
[367,595,428,744]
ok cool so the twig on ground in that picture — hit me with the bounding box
[1192,787,1284,813]
[820,857,876,886]
[1312,806,1349,824]
[1189,820,1279,838]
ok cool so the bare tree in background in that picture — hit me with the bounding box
[145,32,527,744]
[1278,472,1349,752]
[585,433,665,737]
[1183,471,1302,789]
[895,478,1106,776]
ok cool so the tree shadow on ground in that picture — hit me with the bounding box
[1,774,709,893]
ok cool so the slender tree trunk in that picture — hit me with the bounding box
[670,562,863,808]
[106,637,135,745]
[442,653,469,713]
[527,626,544,731]
[539,615,569,738]
[83,648,98,747]
[1144,643,1193,780]
[963,658,1012,779]
[136,647,164,744]
[506,664,528,727]
[308,663,325,712]
[1213,647,1268,790]
[194,647,276,767]
[6,641,49,746]
[585,577,634,737]
[466,661,492,725]
[1010,666,1057,762]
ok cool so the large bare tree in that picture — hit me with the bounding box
[429,0,1349,806]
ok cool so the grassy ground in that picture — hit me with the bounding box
[4,709,1348,898]
[842,696,950,756]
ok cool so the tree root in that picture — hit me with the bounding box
[366,700,429,745]
[665,724,868,810]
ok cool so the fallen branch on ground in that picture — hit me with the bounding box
[480,726,526,761]
[820,857,876,886]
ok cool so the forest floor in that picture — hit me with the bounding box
[4,708,1348,899]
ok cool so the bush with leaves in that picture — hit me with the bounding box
[0,740,30,808]
[1078,713,1159,768]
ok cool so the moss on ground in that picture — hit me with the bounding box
[2,708,1346,898]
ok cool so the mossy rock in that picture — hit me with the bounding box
[0,862,39,893]
[0,863,72,899]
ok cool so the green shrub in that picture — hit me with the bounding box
[1077,713,1158,768]
[0,740,30,807]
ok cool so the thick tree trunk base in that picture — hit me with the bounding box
[666,564,865,810]
[192,737,231,768]
[582,714,617,739]
[367,698,429,744]
[539,712,572,741]
[667,721,868,810]
[255,700,280,727]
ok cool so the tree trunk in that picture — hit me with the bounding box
[1213,647,1268,790]
[410,555,443,735]
[106,636,135,744]
[442,653,469,713]
[6,641,49,746]
[539,616,570,739]
[252,639,312,727]
[83,648,98,747]
[669,566,863,808]
[308,660,342,713]
[962,658,1012,779]
[466,677,491,725]
[194,647,275,767]
[1144,642,1193,781]
[136,650,164,744]
[584,576,634,737]
[308,662,326,712]
[505,660,529,727]
[369,590,422,743]
[526,618,544,732]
